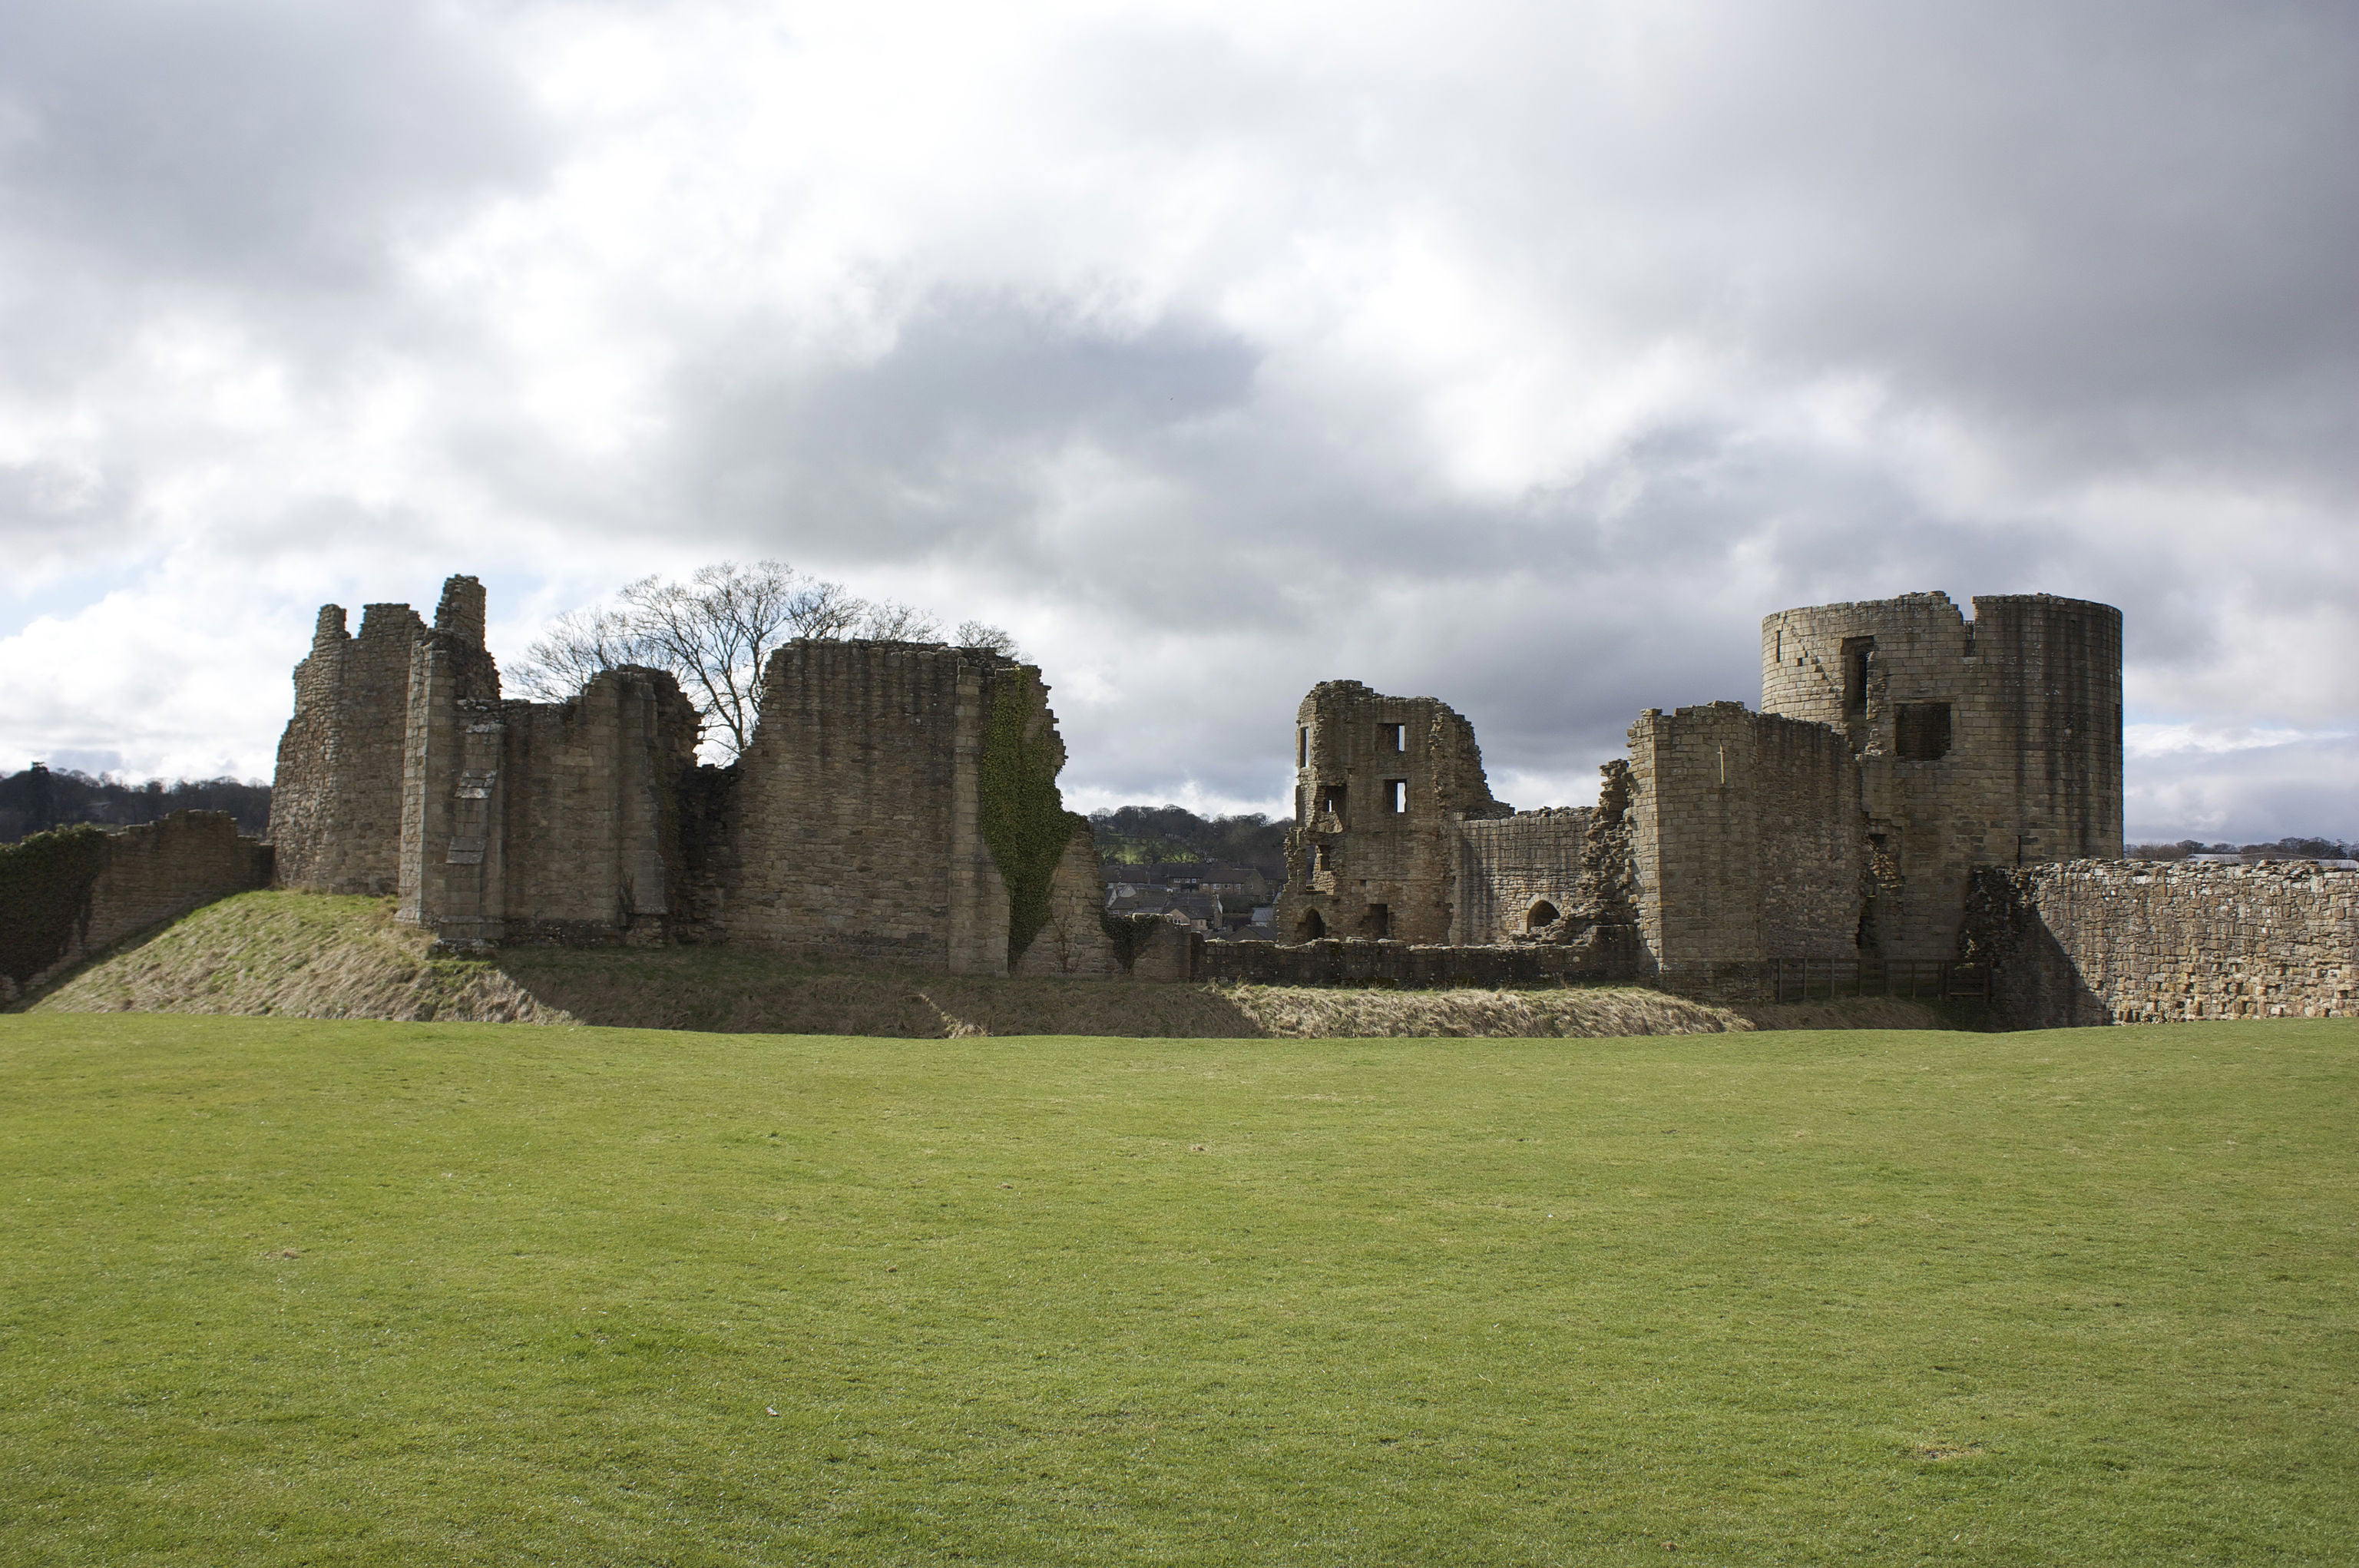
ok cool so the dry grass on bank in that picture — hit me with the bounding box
[22,892,1950,1039]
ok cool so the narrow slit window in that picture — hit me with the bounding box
[1383,778,1407,813]
[1297,726,1308,766]
[1379,722,1405,752]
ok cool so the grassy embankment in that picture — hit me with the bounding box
[2,1012,2353,1565]
[21,891,1941,1037]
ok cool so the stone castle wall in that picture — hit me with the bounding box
[723,640,1010,971]
[1277,681,1510,944]
[0,812,270,999]
[1625,703,1864,967]
[1761,592,2122,959]
[273,576,1114,977]
[1967,860,2359,1028]
[271,600,428,894]
[1453,808,1592,944]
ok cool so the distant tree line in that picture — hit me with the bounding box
[2127,836,2353,861]
[0,764,271,845]
[1088,805,1289,879]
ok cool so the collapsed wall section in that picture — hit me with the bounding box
[271,601,428,893]
[1626,703,1862,967]
[1966,860,2359,1028]
[1761,590,2122,959]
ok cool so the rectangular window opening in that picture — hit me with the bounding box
[1379,722,1405,753]
[1841,636,1875,717]
[1296,726,1308,767]
[1315,783,1348,819]
[1895,701,1953,761]
[1363,903,1391,938]
[1383,778,1408,813]
[1312,842,1334,873]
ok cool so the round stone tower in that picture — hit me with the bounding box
[1759,591,2122,959]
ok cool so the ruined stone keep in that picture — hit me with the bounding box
[273,575,1113,977]
[1277,591,2126,974]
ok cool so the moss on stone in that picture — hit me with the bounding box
[0,825,112,989]
[976,667,1084,967]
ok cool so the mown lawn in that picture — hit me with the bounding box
[1,1014,2353,1566]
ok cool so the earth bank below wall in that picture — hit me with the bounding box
[0,812,272,1001]
[1967,860,2359,1028]
[1199,938,1772,1002]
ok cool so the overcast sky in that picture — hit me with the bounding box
[2,0,2353,841]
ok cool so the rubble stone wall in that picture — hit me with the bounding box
[1453,809,1592,943]
[1626,703,1863,967]
[1762,591,2122,959]
[1012,828,1121,978]
[495,669,701,944]
[271,600,427,894]
[1,812,270,997]
[1967,860,2359,1028]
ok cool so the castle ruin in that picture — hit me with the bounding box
[233,574,2349,1029]
[1276,591,2125,976]
[272,575,1115,977]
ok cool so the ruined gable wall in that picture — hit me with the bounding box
[1761,591,2122,960]
[271,601,427,894]
[1626,703,1861,967]
[1967,861,2359,1028]
[1277,681,1509,944]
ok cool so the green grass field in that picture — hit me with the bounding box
[2,1015,2353,1566]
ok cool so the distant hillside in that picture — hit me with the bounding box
[0,764,270,845]
[1088,805,1288,878]
[16,892,1941,1038]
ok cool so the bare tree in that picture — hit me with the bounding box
[514,561,1001,760]
[956,620,1023,659]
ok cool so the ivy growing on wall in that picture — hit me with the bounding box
[975,666,1086,966]
[0,825,111,990]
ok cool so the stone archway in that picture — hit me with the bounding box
[1297,908,1326,941]
[1527,898,1560,931]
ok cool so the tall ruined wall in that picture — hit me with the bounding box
[1761,590,2122,960]
[1626,703,1862,967]
[1277,681,1510,944]
[723,640,1110,975]
[0,812,270,999]
[1967,860,2359,1028]
[396,578,507,943]
[392,578,703,950]
[271,600,428,893]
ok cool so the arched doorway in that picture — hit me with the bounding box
[1527,898,1560,931]
[1297,908,1326,941]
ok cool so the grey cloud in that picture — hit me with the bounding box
[0,0,547,296]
